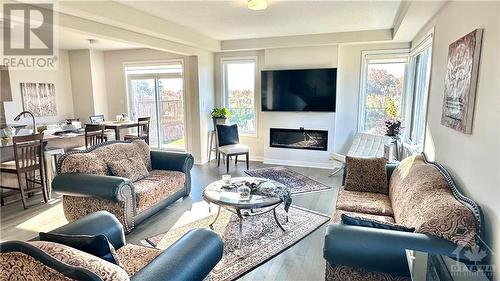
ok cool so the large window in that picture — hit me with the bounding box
[125,62,186,151]
[404,36,433,152]
[359,51,408,134]
[221,58,257,135]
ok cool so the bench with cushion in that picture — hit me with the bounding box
[52,140,194,232]
[323,153,483,280]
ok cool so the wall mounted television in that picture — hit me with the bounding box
[261,68,337,112]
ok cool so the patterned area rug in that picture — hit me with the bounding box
[245,166,332,194]
[141,205,330,281]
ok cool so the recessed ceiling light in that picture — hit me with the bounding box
[247,0,267,11]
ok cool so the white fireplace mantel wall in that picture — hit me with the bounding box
[261,46,338,168]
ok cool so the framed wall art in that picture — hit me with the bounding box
[20,82,57,117]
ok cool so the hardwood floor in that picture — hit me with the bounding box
[0,160,342,281]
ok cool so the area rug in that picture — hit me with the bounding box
[141,205,330,281]
[245,166,332,194]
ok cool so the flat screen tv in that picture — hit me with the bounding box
[261,68,337,112]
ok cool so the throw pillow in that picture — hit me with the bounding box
[344,156,388,194]
[341,214,415,232]
[30,241,129,281]
[39,232,123,267]
[108,157,149,182]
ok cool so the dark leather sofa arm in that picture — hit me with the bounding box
[131,228,223,281]
[150,150,194,172]
[324,224,459,277]
[52,173,133,203]
[0,241,102,281]
[47,211,126,250]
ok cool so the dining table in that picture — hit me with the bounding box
[89,120,139,141]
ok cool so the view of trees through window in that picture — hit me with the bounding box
[127,63,185,150]
[363,62,406,135]
[224,60,256,134]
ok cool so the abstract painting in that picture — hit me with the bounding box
[441,29,483,134]
[20,82,57,117]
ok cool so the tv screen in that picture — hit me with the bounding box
[261,68,337,112]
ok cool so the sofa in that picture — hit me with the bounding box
[52,140,194,232]
[0,211,223,281]
[323,153,483,280]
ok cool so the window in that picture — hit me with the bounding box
[221,58,257,135]
[404,36,433,152]
[125,62,186,151]
[359,51,409,135]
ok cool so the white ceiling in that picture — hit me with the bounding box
[119,1,402,40]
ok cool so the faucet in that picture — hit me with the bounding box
[14,111,36,134]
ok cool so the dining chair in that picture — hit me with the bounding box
[216,124,249,173]
[72,124,106,151]
[0,133,48,209]
[124,117,151,144]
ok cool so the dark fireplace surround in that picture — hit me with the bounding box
[270,128,328,151]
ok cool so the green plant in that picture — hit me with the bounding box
[385,97,399,121]
[211,107,231,118]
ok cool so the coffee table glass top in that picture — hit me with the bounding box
[203,177,283,209]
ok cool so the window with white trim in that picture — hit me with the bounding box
[403,36,433,152]
[359,51,409,135]
[221,58,257,135]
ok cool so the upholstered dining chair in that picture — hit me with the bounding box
[0,133,48,209]
[216,124,249,173]
[124,117,151,144]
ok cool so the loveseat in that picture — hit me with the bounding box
[0,211,223,281]
[323,153,483,280]
[52,140,194,232]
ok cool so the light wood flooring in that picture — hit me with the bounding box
[0,160,341,281]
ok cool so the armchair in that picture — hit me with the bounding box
[52,140,194,232]
[0,211,224,281]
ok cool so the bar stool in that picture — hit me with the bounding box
[0,133,48,209]
[124,117,150,144]
[43,148,65,198]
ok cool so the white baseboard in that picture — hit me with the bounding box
[263,158,332,169]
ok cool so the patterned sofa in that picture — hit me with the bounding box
[323,153,483,280]
[52,140,194,232]
[0,211,223,281]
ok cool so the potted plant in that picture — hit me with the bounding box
[384,98,402,137]
[211,107,231,129]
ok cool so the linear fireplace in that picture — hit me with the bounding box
[270,128,328,151]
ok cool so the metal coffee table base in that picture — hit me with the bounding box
[208,204,288,249]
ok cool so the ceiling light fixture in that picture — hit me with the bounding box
[247,0,267,11]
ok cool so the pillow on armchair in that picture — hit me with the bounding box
[108,157,149,182]
[344,156,388,194]
[39,232,122,266]
[29,241,129,281]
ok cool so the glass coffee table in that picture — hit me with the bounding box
[203,177,288,248]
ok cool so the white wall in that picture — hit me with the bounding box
[415,1,499,269]
[3,50,75,126]
[68,50,95,121]
[89,50,109,118]
[262,46,338,168]
[335,42,410,153]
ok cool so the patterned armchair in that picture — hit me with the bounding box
[52,140,194,232]
[324,153,483,280]
[0,211,223,281]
